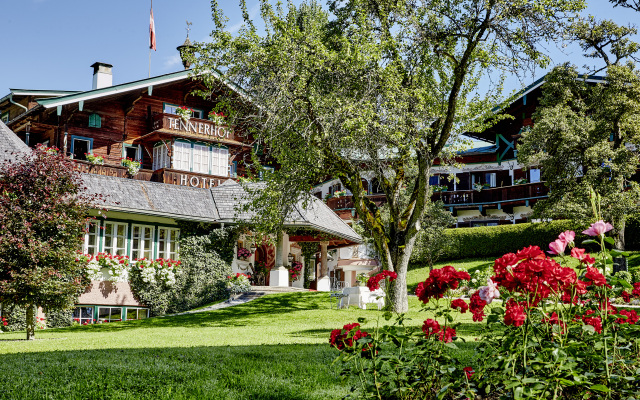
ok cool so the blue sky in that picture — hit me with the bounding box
[0,0,637,96]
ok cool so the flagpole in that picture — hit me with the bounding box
[148,0,153,78]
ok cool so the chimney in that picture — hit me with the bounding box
[91,62,113,90]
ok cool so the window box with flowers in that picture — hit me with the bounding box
[175,106,193,122]
[85,153,104,165]
[121,158,141,176]
[208,110,226,125]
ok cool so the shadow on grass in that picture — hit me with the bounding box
[0,343,347,400]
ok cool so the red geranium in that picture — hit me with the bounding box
[366,270,398,291]
[463,366,474,380]
[632,282,640,297]
[451,298,469,313]
[330,322,372,355]
[438,327,456,343]
[583,310,603,333]
[585,267,608,287]
[616,309,639,325]
[504,299,527,327]
[415,266,470,303]
[422,319,440,338]
[469,291,487,322]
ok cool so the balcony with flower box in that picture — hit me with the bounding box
[431,182,549,208]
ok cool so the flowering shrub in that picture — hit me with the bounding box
[208,110,226,124]
[84,153,104,165]
[121,157,141,176]
[36,317,46,330]
[176,106,193,120]
[237,247,251,259]
[288,261,303,282]
[366,270,397,291]
[331,219,640,399]
[226,273,252,296]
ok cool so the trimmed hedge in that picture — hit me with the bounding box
[438,220,590,261]
[1,304,73,332]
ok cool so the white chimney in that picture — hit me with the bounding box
[91,62,113,90]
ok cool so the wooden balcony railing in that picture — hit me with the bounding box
[431,182,549,206]
[326,194,387,210]
[73,160,235,189]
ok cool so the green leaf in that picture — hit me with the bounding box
[582,324,595,334]
[383,311,393,321]
[443,342,458,349]
[590,384,610,393]
[582,239,597,245]
[604,237,615,246]
[357,317,367,324]
[618,279,633,289]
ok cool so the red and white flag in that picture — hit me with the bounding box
[149,3,156,51]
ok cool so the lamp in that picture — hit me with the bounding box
[288,253,294,263]
[250,244,257,253]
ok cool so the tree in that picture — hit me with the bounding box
[189,0,584,312]
[0,146,94,339]
[517,64,640,250]
[410,200,456,270]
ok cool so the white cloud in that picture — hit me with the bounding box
[164,54,182,69]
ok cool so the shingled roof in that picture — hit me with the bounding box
[0,120,30,164]
[82,175,361,243]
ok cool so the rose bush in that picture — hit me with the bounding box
[330,220,640,399]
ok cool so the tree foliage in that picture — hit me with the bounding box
[518,64,640,249]
[189,0,584,312]
[0,146,95,339]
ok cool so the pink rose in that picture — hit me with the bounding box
[582,220,613,237]
[478,278,500,304]
[558,230,575,246]
[547,239,567,255]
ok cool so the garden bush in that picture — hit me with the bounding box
[44,308,73,328]
[438,220,590,260]
[0,303,27,332]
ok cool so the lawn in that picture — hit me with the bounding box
[0,292,484,400]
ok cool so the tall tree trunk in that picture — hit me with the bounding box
[389,236,418,313]
[613,216,626,251]
[26,304,35,340]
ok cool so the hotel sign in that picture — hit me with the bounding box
[153,114,235,141]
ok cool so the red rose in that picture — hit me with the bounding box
[504,300,527,327]
[469,291,487,322]
[463,366,474,380]
[438,327,456,343]
[422,319,440,337]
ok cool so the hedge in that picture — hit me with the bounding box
[438,220,591,261]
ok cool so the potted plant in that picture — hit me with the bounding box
[85,153,104,165]
[121,157,141,176]
[208,110,226,125]
[175,106,193,122]
[514,178,528,185]
[288,261,303,283]
[237,247,252,260]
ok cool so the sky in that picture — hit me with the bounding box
[0,0,637,97]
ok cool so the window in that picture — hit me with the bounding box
[429,176,439,186]
[164,103,203,119]
[484,173,497,187]
[126,308,149,320]
[71,136,92,161]
[131,224,154,260]
[88,113,101,128]
[193,144,210,174]
[158,228,179,259]
[84,219,101,255]
[211,147,229,176]
[1,111,9,123]
[98,307,122,322]
[152,143,170,171]
[173,141,192,171]
[73,306,94,325]
[103,222,127,256]
[530,168,541,183]
[123,145,141,161]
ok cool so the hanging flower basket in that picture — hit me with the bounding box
[208,110,226,125]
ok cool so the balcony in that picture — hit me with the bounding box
[135,113,248,147]
[72,160,235,189]
[326,194,387,211]
[432,182,549,207]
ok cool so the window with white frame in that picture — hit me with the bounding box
[152,143,170,171]
[73,306,94,325]
[84,219,101,255]
[164,104,203,119]
[211,147,229,176]
[126,308,149,320]
[157,228,179,259]
[98,307,122,322]
[173,141,192,171]
[193,144,210,174]
[103,222,128,256]
[131,224,154,260]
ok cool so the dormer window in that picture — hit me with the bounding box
[1,111,9,123]
[88,113,101,128]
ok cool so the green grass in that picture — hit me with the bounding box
[0,292,484,400]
